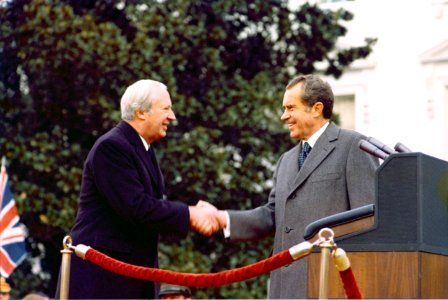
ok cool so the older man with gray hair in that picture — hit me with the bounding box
[56,79,218,299]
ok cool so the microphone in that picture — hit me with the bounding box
[367,137,396,155]
[394,142,412,153]
[359,140,389,160]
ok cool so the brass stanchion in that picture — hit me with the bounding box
[60,236,73,300]
[318,228,335,300]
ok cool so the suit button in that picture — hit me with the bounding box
[285,226,294,233]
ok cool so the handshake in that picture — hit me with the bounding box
[188,200,227,236]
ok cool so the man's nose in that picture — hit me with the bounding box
[169,110,176,121]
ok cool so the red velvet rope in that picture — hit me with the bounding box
[338,267,362,299]
[85,248,295,287]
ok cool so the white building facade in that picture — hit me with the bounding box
[296,0,448,161]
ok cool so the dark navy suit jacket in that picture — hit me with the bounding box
[59,121,189,299]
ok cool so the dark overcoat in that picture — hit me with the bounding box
[57,121,189,299]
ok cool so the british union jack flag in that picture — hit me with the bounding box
[0,161,27,278]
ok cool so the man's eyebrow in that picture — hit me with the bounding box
[283,104,297,108]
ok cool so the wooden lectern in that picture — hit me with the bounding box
[306,153,448,299]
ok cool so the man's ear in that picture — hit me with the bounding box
[135,110,146,120]
[312,102,324,117]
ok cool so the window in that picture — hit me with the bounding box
[333,94,355,130]
[320,0,354,3]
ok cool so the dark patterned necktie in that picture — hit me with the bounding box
[298,142,311,169]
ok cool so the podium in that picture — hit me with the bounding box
[306,153,448,298]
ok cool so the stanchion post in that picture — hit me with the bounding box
[60,236,73,300]
[317,228,335,300]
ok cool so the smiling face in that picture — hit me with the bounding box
[138,87,176,144]
[280,82,325,141]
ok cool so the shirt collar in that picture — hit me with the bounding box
[303,121,330,148]
[139,135,150,151]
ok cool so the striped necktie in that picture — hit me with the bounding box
[298,142,311,169]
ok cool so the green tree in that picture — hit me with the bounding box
[0,0,374,298]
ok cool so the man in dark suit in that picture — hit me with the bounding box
[56,79,218,299]
[215,74,379,298]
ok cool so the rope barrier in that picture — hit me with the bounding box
[60,228,363,299]
[68,240,314,287]
[85,248,292,286]
[333,248,362,299]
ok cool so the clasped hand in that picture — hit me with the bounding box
[189,200,226,236]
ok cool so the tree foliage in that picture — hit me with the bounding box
[0,0,374,298]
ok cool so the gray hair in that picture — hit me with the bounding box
[120,79,168,121]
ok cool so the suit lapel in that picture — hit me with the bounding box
[288,123,340,198]
[116,121,163,194]
[138,145,164,196]
[287,144,301,189]
[148,146,165,194]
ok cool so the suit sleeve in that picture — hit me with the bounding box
[346,135,379,209]
[226,155,283,242]
[89,139,190,235]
